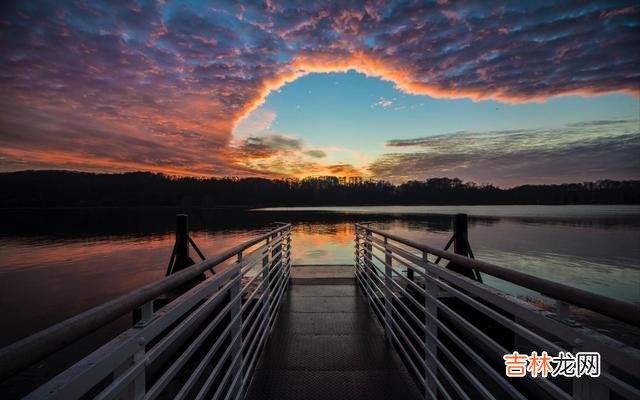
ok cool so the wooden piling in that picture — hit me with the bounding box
[446,213,479,280]
[453,213,470,257]
[172,214,195,273]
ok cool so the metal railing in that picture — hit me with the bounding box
[354,223,640,400]
[0,223,292,399]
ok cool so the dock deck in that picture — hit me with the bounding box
[246,281,422,400]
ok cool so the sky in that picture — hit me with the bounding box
[0,1,639,186]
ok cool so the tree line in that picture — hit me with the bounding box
[1,170,638,207]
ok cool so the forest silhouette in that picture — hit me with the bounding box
[1,170,638,208]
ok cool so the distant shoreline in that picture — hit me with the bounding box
[1,204,640,212]
[2,203,640,210]
[2,170,639,207]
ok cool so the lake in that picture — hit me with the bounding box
[0,205,639,348]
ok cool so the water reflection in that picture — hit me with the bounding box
[0,206,638,347]
[291,222,356,264]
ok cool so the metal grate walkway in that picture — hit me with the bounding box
[245,282,422,400]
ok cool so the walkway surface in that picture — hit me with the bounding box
[290,264,353,284]
[245,281,422,400]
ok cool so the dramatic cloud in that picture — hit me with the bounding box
[371,120,640,186]
[237,134,302,159]
[0,1,639,180]
[327,163,363,176]
[233,134,359,177]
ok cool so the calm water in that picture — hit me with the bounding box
[0,205,639,347]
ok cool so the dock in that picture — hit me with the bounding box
[246,280,421,400]
[290,264,353,284]
[0,216,639,399]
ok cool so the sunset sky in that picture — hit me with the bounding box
[0,1,638,186]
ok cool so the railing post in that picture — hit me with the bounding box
[573,338,609,400]
[285,228,292,278]
[384,237,392,340]
[230,251,243,396]
[271,233,278,270]
[555,299,570,322]
[423,250,438,399]
[287,228,292,268]
[263,237,271,327]
[406,228,414,282]
[134,300,154,328]
[132,337,146,399]
[112,336,146,399]
[356,227,362,265]
[354,226,360,269]
[125,303,152,398]
[365,229,373,279]
[274,230,279,260]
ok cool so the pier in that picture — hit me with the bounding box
[246,281,421,400]
[0,216,639,399]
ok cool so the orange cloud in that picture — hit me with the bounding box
[235,49,640,130]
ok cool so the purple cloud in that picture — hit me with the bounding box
[0,1,638,179]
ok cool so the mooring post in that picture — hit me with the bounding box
[175,214,190,264]
[446,213,479,280]
[453,213,470,257]
[172,214,195,274]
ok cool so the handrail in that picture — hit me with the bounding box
[354,223,640,399]
[355,223,640,327]
[0,223,292,382]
